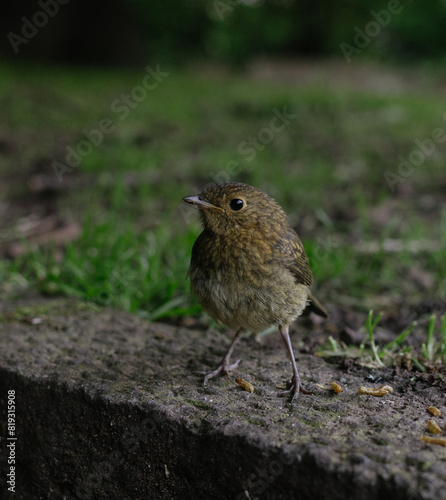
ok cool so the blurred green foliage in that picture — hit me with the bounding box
[128,0,446,64]
[1,62,445,319]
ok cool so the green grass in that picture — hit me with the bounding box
[318,311,445,371]
[364,310,386,367]
[422,314,446,364]
[0,60,445,326]
[2,207,201,320]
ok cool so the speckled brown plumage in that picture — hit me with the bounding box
[184,182,328,401]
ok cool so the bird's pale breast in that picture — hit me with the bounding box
[189,230,310,331]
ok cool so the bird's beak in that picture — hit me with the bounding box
[183,195,218,210]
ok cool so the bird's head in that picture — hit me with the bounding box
[183,182,287,236]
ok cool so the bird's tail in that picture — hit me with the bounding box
[304,293,329,318]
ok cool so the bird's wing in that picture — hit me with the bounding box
[274,232,329,318]
[274,228,313,287]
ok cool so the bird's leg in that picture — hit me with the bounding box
[279,324,312,402]
[199,328,243,385]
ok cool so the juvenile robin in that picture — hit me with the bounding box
[183,182,328,401]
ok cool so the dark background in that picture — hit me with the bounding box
[2,0,446,66]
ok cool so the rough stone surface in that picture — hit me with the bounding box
[0,298,445,499]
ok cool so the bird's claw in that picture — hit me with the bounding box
[198,359,242,385]
[280,376,313,402]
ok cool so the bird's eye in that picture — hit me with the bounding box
[229,198,244,211]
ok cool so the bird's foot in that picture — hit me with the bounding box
[198,359,242,385]
[280,374,313,402]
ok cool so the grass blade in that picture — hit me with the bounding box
[366,310,385,367]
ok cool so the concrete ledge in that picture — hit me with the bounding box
[0,298,445,499]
